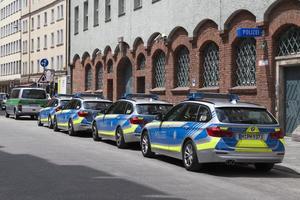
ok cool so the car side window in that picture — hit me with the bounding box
[53,99,59,107]
[10,89,20,98]
[113,101,127,114]
[198,105,212,122]
[179,103,200,122]
[164,104,186,121]
[65,100,75,110]
[75,100,81,110]
[125,103,133,115]
[106,102,118,114]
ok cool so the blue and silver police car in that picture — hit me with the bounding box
[53,94,112,136]
[92,94,173,148]
[38,94,73,128]
[140,93,285,172]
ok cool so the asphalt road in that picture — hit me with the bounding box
[0,114,300,200]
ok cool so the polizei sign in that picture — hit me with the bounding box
[237,28,263,38]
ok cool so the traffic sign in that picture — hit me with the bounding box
[40,59,49,68]
[237,28,263,38]
[38,74,48,83]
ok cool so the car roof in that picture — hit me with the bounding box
[120,99,172,105]
[75,97,112,102]
[184,99,266,109]
[13,87,45,90]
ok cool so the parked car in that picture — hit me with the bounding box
[92,94,173,148]
[0,93,8,110]
[5,88,48,120]
[53,94,112,136]
[37,94,73,128]
[140,93,285,172]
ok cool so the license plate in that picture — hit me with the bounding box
[240,134,263,140]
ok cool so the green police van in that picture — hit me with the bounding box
[5,88,48,120]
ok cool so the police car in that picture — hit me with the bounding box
[53,93,112,136]
[140,93,285,172]
[37,94,73,128]
[92,94,173,148]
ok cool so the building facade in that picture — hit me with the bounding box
[0,0,22,93]
[20,0,68,93]
[69,0,300,136]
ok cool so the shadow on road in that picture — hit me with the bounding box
[0,150,184,200]
[98,139,141,151]
[153,155,300,178]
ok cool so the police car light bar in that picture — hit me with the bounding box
[74,93,104,99]
[187,92,239,102]
[122,93,159,100]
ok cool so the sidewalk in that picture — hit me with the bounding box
[276,137,300,174]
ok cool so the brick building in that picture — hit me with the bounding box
[69,0,300,135]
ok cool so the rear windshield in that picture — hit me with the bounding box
[216,107,277,125]
[60,100,70,107]
[21,89,46,99]
[137,104,173,115]
[83,101,112,110]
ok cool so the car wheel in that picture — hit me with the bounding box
[5,111,9,118]
[48,116,53,129]
[141,131,154,158]
[182,140,201,171]
[37,116,43,126]
[53,117,59,132]
[68,120,77,136]
[31,115,36,120]
[254,163,274,172]
[92,122,101,141]
[115,127,127,149]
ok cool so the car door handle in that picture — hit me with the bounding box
[183,125,189,130]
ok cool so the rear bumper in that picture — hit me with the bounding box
[17,105,42,115]
[124,133,140,143]
[197,150,284,164]
[74,123,92,132]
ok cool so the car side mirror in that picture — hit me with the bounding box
[155,113,164,121]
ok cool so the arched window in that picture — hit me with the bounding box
[203,43,219,87]
[85,65,92,90]
[107,60,113,73]
[176,47,190,87]
[278,26,300,56]
[235,38,256,86]
[137,54,146,70]
[153,51,166,88]
[95,63,103,90]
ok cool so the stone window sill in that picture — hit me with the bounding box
[171,87,190,94]
[150,87,166,94]
[197,87,220,93]
[229,86,257,94]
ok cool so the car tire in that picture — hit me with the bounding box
[53,117,59,132]
[68,120,77,136]
[92,122,101,141]
[141,131,155,158]
[115,127,127,149]
[48,116,53,129]
[182,140,201,171]
[31,115,36,120]
[37,116,43,126]
[5,111,9,118]
[254,163,274,172]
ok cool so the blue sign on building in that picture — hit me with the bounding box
[40,59,49,68]
[237,28,263,38]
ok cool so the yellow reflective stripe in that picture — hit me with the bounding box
[196,137,221,151]
[41,118,48,122]
[279,138,286,145]
[236,140,268,148]
[58,123,68,127]
[151,144,181,152]
[235,148,272,153]
[73,117,84,125]
[123,125,139,134]
[98,130,115,136]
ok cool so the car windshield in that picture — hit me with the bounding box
[21,89,46,99]
[216,107,277,125]
[60,100,70,107]
[136,104,173,115]
[83,101,112,110]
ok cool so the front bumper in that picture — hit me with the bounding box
[197,150,284,164]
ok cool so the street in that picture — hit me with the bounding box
[0,112,300,200]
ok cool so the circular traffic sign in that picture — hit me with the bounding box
[40,59,49,68]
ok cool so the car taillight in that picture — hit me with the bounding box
[206,127,233,138]
[270,129,284,139]
[78,111,89,117]
[17,104,22,111]
[130,117,144,125]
